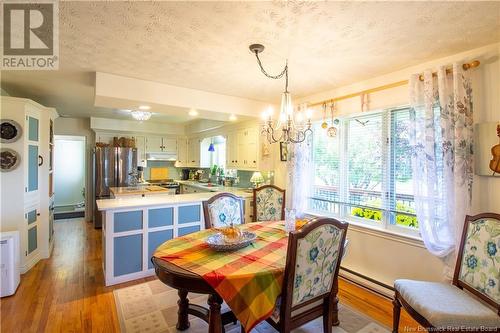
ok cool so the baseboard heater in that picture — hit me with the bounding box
[339,266,394,300]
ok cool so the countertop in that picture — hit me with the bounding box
[177,180,254,196]
[109,185,171,197]
[97,181,253,211]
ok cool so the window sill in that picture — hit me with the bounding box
[304,210,425,249]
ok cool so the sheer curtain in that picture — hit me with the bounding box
[285,136,313,216]
[409,63,474,260]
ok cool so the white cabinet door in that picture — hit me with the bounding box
[162,138,177,154]
[96,133,115,145]
[187,138,200,167]
[226,131,237,169]
[236,129,247,169]
[176,138,188,167]
[146,136,163,153]
[133,136,146,166]
[246,128,258,170]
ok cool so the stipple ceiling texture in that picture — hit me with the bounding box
[2,1,500,121]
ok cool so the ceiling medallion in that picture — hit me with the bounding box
[249,44,312,145]
[131,110,152,121]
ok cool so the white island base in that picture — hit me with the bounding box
[98,195,210,286]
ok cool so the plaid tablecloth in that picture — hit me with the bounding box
[153,221,290,332]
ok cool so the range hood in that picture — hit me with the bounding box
[146,152,177,161]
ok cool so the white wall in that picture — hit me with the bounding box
[282,43,500,286]
[54,136,86,207]
[54,117,95,221]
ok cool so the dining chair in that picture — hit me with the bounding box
[265,217,349,333]
[393,213,500,332]
[203,192,245,229]
[252,185,286,222]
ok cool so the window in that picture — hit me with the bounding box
[309,107,419,236]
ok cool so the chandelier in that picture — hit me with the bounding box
[249,44,312,144]
[131,110,152,121]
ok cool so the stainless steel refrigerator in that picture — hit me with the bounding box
[94,147,137,228]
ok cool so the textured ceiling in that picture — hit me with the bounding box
[2,1,500,122]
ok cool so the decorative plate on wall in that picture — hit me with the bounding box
[0,148,21,172]
[1,119,22,143]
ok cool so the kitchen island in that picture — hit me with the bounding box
[96,188,252,286]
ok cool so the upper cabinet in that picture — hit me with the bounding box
[145,136,176,154]
[226,126,267,171]
[176,138,188,167]
[187,137,201,167]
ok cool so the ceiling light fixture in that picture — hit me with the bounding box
[249,43,312,144]
[188,109,198,116]
[229,114,237,121]
[138,105,151,110]
[131,110,152,121]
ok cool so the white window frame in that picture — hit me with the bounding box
[307,107,421,239]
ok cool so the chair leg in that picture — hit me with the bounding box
[323,300,333,333]
[392,293,401,333]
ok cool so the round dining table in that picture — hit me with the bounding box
[151,220,346,333]
[152,257,236,333]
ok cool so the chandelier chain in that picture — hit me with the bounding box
[254,52,289,93]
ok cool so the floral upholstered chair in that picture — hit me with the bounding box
[393,213,500,332]
[253,185,285,222]
[265,218,348,333]
[202,192,244,229]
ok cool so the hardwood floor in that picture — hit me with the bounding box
[1,218,420,332]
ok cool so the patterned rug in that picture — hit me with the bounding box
[114,280,391,333]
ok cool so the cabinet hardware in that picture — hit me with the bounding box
[38,155,43,166]
[37,213,40,216]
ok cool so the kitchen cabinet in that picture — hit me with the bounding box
[176,138,188,167]
[187,137,201,167]
[96,133,115,145]
[226,127,260,171]
[226,131,237,168]
[146,136,176,153]
[133,135,146,166]
[0,97,58,274]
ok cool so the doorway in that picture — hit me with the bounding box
[54,135,86,219]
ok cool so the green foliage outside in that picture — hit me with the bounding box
[350,199,418,228]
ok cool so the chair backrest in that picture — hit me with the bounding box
[252,185,286,222]
[202,192,244,229]
[281,218,348,317]
[453,213,500,312]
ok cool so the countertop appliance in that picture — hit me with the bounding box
[94,146,138,228]
[181,169,190,180]
[147,179,180,195]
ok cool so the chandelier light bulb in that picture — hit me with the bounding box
[188,109,198,116]
[306,108,313,119]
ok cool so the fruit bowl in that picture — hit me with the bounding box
[206,231,257,252]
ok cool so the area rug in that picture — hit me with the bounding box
[114,280,391,333]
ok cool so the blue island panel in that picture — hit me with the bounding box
[148,207,173,228]
[148,230,173,269]
[178,225,201,236]
[114,234,142,276]
[114,211,143,232]
[178,205,200,224]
